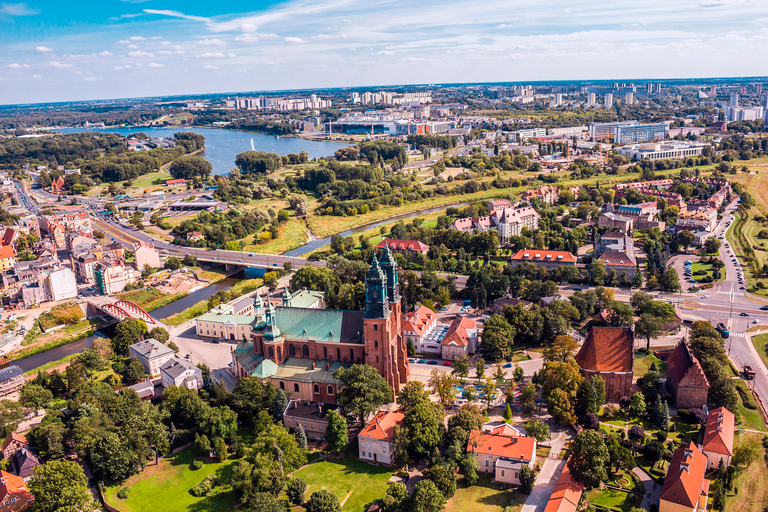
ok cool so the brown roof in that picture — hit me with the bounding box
[1,433,27,452]
[702,407,735,457]
[467,429,536,462]
[660,442,709,508]
[0,470,33,505]
[597,251,636,267]
[376,238,429,253]
[575,327,634,373]
[403,306,436,336]
[359,410,404,442]
[510,249,577,264]
[441,316,476,347]
[543,463,584,512]
[667,341,709,389]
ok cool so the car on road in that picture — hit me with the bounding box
[273,263,279,266]
[427,360,438,365]
[740,312,750,316]
[503,362,513,368]
[701,295,709,299]
[753,319,760,324]
[238,259,243,262]
[740,286,746,290]
[443,361,451,367]
[417,358,426,364]
[249,253,254,257]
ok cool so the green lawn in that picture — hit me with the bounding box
[690,261,724,282]
[751,333,768,373]
[117,287,188,312]
[633,352,667,378]
[587,488,640,512]
[447,474,522,512]
[104,447,240,512]
[291,453,394,512]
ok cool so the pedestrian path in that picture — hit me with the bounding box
[730,333,745,338]
[521,430,568,512]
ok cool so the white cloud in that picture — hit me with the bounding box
[284,37,305,44]
[204,65,220,69]
[377,50,394,55]
[128,44,139,49]
[197,38,227,46]
[235,33,259,43]
[148,62,164,67]
[114,65,132,70]
[82,76,100,81]
[4,63,30,68]
[47,61,71,68]
[197,52,236,58]
[238,22,257,33]
[143,9,209,22]
[128,36,146,41]
[128,51,153,57]
[30,74,40,78]
[94,51,113,57]
[35,46,53,52]
[0,2,38,16]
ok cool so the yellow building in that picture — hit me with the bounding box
[0,245,17,271]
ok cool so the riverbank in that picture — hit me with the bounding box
[163,277,262,326]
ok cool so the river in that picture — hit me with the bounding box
[285,202,470,257]
[150,277,242,319]
[53,126,351,176]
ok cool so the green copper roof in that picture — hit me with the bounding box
[253,358,278,379]
[198,311,257,325]
[257,307,364,344]
[289,290,325,309]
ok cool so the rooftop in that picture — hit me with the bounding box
[129,338,175,359]
[702,407,735,457]
[660,442,709,508]
[510,249,577,263]
[467,429,536,462]
[359,410,405,442]
[575,327,634,373]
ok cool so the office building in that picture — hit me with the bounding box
[614,123,666,143]
[617,142,707,161]
[624,92,634,105]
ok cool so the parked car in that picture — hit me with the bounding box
[443,361,452,367]
[740,312,750,316]
[427,360,438,365]
[503,362,513,368]
[408,358,416,363]
[417,358,426,364]
[760,305,768,311]
[701,295,709,299]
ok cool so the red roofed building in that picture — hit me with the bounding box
[575,327,634,401]
[659,443,710,512]
[701,407,734,469]
[509,249,577,270]
[666,341,709,410]
[358,410,404,465]
[403,305,437,352]
[50,176,65,193]
[0,470,34,511]
[543,463,584,512]
[0,434,28,461]
[376,238,429,256]
[165,179,188,186]
[468,426,537,486]
[441,317,478,361]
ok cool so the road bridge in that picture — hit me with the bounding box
[90,298,167,328]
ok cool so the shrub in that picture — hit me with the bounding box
[657,431,668,442]
[583,413,599,430]
[286,477,308,505]
[677,409,690,421]
[190,475,220,497]
[117,488,131,499]
[192,460,203,470]
[643,440,664,462]
[629,425,645,442]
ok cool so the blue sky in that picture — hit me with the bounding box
[1,0,768,104]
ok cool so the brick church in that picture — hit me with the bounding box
[232,247,409,403]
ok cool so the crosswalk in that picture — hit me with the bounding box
[730,332,745,338]
[716,291,744,297]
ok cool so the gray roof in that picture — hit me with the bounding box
[160,357,197,379]
[124,380,155,399]
[129,338,174,359]
[283,399,336,422]
[0,366,23,382]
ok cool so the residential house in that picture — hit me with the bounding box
[597,251,637,280]
[666,341,709,410]
[124,379,155,400]
[0,246,16,272]
[450,206,539,244]
[659,443,710,512]
[675,209,718,234]
[543,463,584,512]
[133,241,161,271]
[441,317,478,361]
[0,470,34,511]
[522,185,559,205]
[128,338,175,377]
[187,231,204,242]
[160,357,203,389]
[594,231,635,260]
[487,199,512,213]
[94,261,135,295]
[358,410,404,465]
[598,212,633,233]
[283,400,334,441]
[376,238,430,256]
[509,249,577,270]
[575,327,634,401]
[701,407,735,470]
[165,179,187,186]
[402,305,437,353]
[468,425,536,486]
[490,296,531,314]
[0,435,28,462]
[0,367,23,399]
[50,176,65,193]
[10,450,38,482]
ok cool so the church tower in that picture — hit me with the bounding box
[364,256,389,319]
[379,244,408,386]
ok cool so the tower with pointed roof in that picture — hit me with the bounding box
[378,243,408,387]
[364,256,389,319]
[282,288,292,308]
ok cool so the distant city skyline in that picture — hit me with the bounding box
[2,0,768,104]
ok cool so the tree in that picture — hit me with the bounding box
[90,431,139,482]
[656,399,670,430]
[629,392,646,418]
[520,381,538,411]
[643,440,664,463]
[567,430,609,488]
[476,359,485,379]
[575,379,598,420]
[481,315,516,360]
[19,384,53,410]
[606,301,634,326]
[273,389,288,420]
[411,479,446,512]
[334,365,392,424]
[543,335,578,363]
[123,357,147,384]
[403,400,444,458]
[424,464,457,499]
[215,437,228,462]
[294,424,308,450]
[325,409,348,454]
[29,460,94,512]
[398,382,430,412]
[549,388,576,425]
[428,369,456,409]
[606,438,635,472]
[519,465,535,494]
[112,318,148,355]
[523,420,550,443]
[482,377,497,408]
[678,230,695,251]
[661,267,681,292]
[249,492,290,512]
[164,257,182,270]
[712,483,726,511]
[733,436,761,468]
[169,155,213,180]
[195,432,211,455]
[635,314,665,351]
[452,355,470,379]
[286,477,308,506]
[148,327,170,344]
[306,490,342,512]
[92,336,113,359]
[704,236,721,255]
[503,404,513,421]
[235,151,282,174]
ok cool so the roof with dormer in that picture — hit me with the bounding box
[660,442,709,508]
[702,407,735,457]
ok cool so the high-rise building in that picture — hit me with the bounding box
[757,84,763,96]
[740,85,747,95]
[646,83,653,94]
[624,93,634,105]
[553,93,563,107]
[710,85,717,97]
[605,93,613,109]
[587,93,596,107]
[730,93,739,107]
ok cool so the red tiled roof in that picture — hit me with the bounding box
[598,251,636,267]
[702,407,735,457]
[0,244,16,260]
[510,249,577,264]
[575,327,634,373]
[359,411,404,442]
[166,179,187,185]
[660,442,709,508]
[667,341,709,390]
[376,238,429,253]
[441,316,476,347]
[467,429,536,462]
[543,464,584,512]
[403,306,436,336]
[0,470,33,504]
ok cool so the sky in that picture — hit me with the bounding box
[1,0,768,105]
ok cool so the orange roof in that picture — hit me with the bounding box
[0,470,33,504]
[0,244,16,260]
[660,442,710,508]
[1,432,27,452]
[575,327,634,373]
[442,316,476,347]
[467,429,536,462]
[510,249,577,264]
[544,464,584,512]
[702,407,735,457]
[403,306,436,336]
[376,238,429,253]
[359,410,404,442]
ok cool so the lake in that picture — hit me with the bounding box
[53,126,351,175]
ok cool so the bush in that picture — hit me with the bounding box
[117,487,131,499]
[192,460,203,470]
[629,425,645,442]
[735,381,759,409]
[190,475,220,497]
[583,413,599,430]
[657,431,668,442]
[286,477,308,505]
[643,440,664,463]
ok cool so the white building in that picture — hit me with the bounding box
[160,357,203,389]
[133,242,161,271]
[44,268,77,301]
[617,142,707,161]
[605,93,613,108]
[358,410,404,466]
[129,338,175,377]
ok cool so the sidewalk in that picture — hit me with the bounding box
[632,467,661,511]
[520,428,569,512]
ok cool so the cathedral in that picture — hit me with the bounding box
[231,246,409,403]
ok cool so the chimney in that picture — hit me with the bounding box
[317,404,322,416]
[312,361,316,369]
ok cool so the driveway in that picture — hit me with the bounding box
[632,467,661,511]
[520,427,570,512]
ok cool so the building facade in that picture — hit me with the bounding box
[575,327,634,401]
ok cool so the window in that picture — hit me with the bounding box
[485,460,489,467]
[374,324,378,331]
[303,423,307,428]
[289,344,296,357]
[515,472,519,479]
[375,340,378,349]
[328,385,334,394]
[501,470,505,477]
[311,424,315,430]
[313,384,319,393]
[280,381,285,390]
[323,346,328,359]
[350,348,354,361]
[368,443,372,449]
[302,345,310,358]
[336,348,341,360]
[294,383,300,392]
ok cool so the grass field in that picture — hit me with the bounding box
[243,218,308,255]
[751,334,768,373]
[104,448,239,512]
[726,433,768,512]
[633,352,667,378]
[587,488,640,512]
[291,453,393,512]
[117,288,188,312]
[446,474,522,512]
[690,261,725,282]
